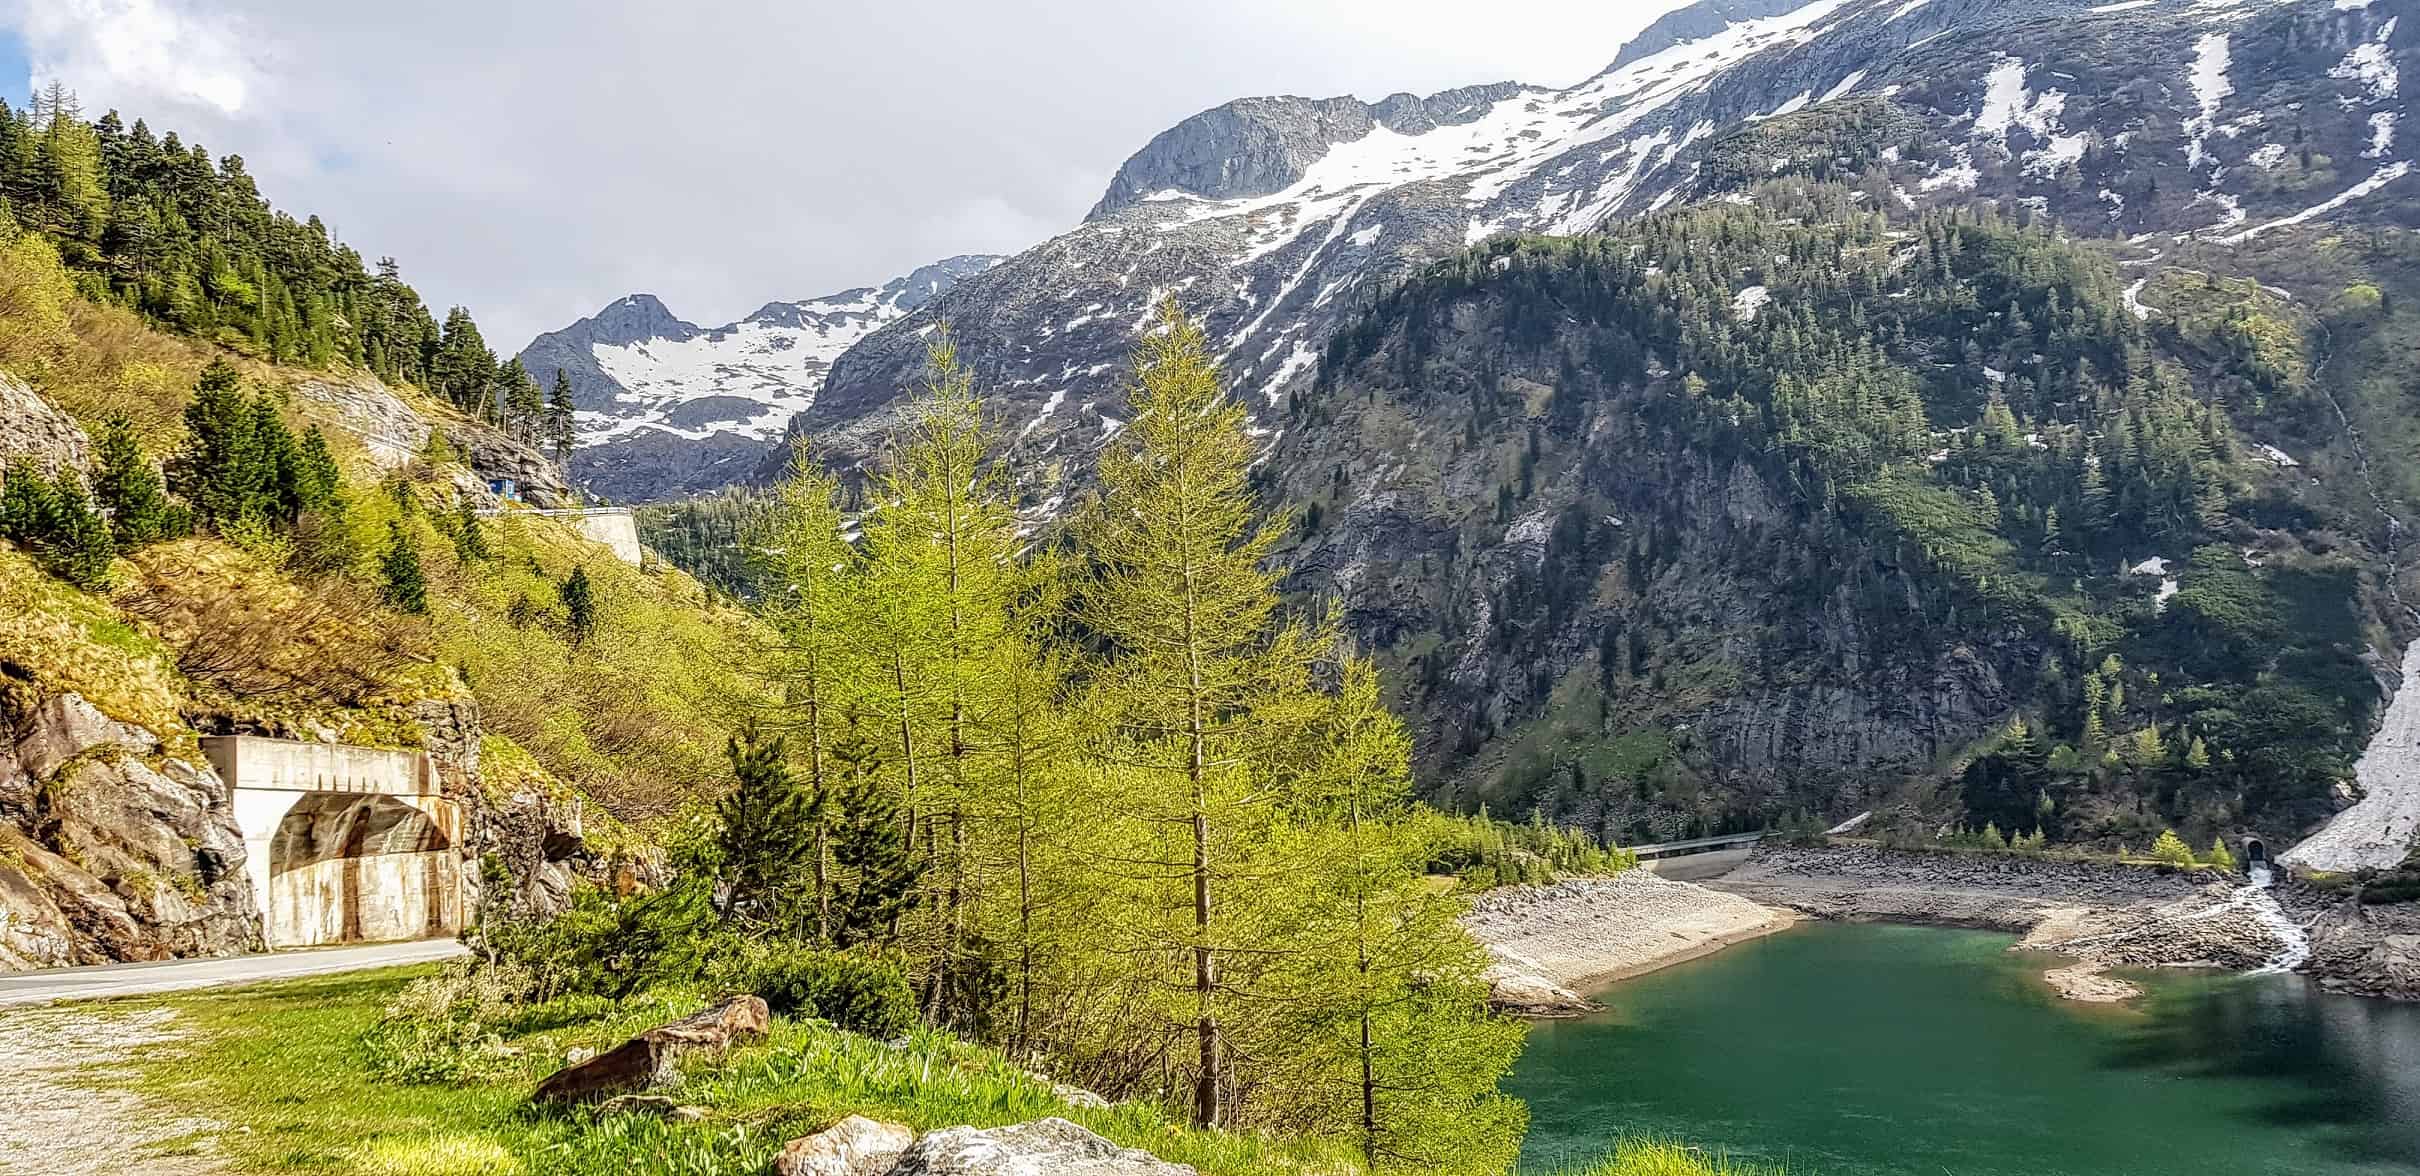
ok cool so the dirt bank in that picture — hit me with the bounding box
[1460,870,1796,1015]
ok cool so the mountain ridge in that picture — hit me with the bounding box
[518,254,1000,502]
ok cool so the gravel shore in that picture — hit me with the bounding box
[1460,870,1796,1015]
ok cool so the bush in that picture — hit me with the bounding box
[472,878,713,1001]
[359,960,530,1084]
[707,940,916,1039]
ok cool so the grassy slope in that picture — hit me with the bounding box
[1,221,764,836]
[120,967,1772,1176]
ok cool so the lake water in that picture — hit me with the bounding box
[1508,921,2420,1175]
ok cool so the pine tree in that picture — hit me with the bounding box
[546,371,577,465]
[499,357,544,439]
[2150,829,2195,867]
[452,497,490,562]
[379,519,427,613]
[718,721,820,933]
[293,426,346,519]
[90,416,178,546]
[561,566,597,645]
[2206,837,2236,873]
[827,734,926,949]
[0,461,57,542]
[170,360,268,528]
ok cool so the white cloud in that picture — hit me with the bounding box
[14,0,256,114]
[2,0,1690,349]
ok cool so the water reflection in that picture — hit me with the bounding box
[1507,923,2420,1176]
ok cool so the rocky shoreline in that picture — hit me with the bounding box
[1712,845,2420,1003]
[1460,869,1796,1015]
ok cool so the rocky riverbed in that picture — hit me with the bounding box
[1460,869,1796,1015]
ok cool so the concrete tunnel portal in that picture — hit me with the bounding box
[208,735,466,949]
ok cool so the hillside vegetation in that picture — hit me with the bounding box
[0,153,759,839]
[1282,181,2404,851]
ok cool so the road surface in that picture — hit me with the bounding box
[0,938,465,1008]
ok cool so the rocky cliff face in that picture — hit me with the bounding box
[519,257,1000,503]
[0,683,261,969]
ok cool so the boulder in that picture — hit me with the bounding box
[888,1117,1196,1175]
[532,995,769,1105]
[773,1115,916,1176]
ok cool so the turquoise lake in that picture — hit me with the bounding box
[1508,920,2420,1175]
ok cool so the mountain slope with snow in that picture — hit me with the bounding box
[773,0,2414,500]
[520,255,997,501]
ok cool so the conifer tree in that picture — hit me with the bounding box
[293,426,346,519]
[1077,299,1303,1129]
[379,519,427,613]
[2150,829,2195,866]
[2206,837,2236,873]
[827,734,926,949]
[170,360,268,528]
[90,416,178,546]
[561,566,597,645]
[500,357,544,439]
[750,439,864,943]
[0,461,57,542]
[452,497,490,562]
[718,721,819,933]
[858,333,1023,1024]
[547,371,577,465]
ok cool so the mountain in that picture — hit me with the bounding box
[736,0,2420,848]
[520,255,999,502]
[772,0,2413,486]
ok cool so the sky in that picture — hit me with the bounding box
[1,0,1690,351]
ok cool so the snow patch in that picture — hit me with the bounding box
[1820,70,1868,103]
[2332,26,2400,102]
[2218,161,2412,244]
[2369,111,2400,158]
[2186,34,2234,172]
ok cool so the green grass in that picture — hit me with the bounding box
[1547,1138,1784,1175]
[111,966,1767,1175]
[119,964,1357,1176]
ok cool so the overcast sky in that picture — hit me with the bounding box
[3,0,1687,351]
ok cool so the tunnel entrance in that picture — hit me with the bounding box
[2245,838,2269,869]
[267,793,462,946]
[210,734,468,948]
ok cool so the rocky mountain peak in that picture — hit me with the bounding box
[1085,83,1534,220]
[1609,0,1830,70]
[519,256,1000,503]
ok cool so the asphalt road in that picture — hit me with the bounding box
[0,939,466,1008]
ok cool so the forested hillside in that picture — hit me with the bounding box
[0,85,568,449]
[0,90,766,966]
[1273,181,2410,850]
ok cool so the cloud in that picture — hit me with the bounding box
[1,0,1688,351]
[13,0,256,114]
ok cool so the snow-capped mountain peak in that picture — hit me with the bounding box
[520,254,999,501]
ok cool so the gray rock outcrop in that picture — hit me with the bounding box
[0,681,260,970]
[0,373,92,479]
[887,1118,1197,1176]
[775,1115,916,1176]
